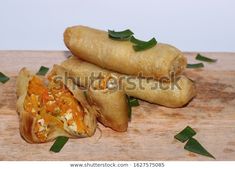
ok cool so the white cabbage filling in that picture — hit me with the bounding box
[37,119,48,133]
[60,109,78,133]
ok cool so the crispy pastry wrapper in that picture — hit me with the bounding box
[61,56,196,108]
[64,25,187,80]
[87,74,129,132]
[16,65,97,143]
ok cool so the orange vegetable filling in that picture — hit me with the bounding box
[23,76,86,141]
[98,74,113,90]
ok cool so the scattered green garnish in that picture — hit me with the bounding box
[108,29,157,51]
[187,63,204,68]
[126,95,140,121]
[184,138,215,159]
[108,29,134,40]
[133,38,157,52]
[36,66,49,76]
[196,53,217,63]
[130,36,148,44]
[0,72,10,84]
[50,136,69,153]
[174,126,196,143]
[175,126,215,159]
[128,96,140,107]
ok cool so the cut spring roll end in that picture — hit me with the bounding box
[16,66,97,143]
[123,75,197,108]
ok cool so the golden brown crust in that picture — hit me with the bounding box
[64,25,187,80]
[16,68,38,143]
[123,75,196,107]
[87,76,128,132]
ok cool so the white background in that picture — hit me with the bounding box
[0,0,234,51]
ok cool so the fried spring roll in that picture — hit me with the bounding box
[52,65,129,132]
[61,56,196,108]
[16,66,97,143]
[64,25,187,80]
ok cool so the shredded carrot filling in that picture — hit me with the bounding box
[99,75,112,90]
[23,76,86,141]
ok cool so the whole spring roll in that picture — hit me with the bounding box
[16,66,97,143]
[64,25,187,80]
[61,56,196,108]
[87,74,129,132]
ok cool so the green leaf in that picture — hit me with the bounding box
[187,63,204,68]
[0,72,10,84]
[36,66,49,76]
[133,38,157,51]
[174,126,196,143]
[108,29,134,40]
[128,96,140,107]
[196,53,217,63]
[50,136,69,153]
[126,96,140,121]
[184,138,215,159]
[130,36,147,44]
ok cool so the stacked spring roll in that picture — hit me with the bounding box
[16,25,196,144]
[63,25,196,108]
[61,56,196,108]
[64,26,187,80]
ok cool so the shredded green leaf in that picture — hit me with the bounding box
[196,53,217,63]
[130,36,148,44]
[174,126,196,143]
[108,29,157,51]
[126,96,140,121]
[108,29,134,40]
[187,63,204,68]
[36,66,49,76]
[175,126,215,159]
[50,136,69,153]
[129,96,140,107]
[133,38,157,51]
[0,72,10,84]
[184,138,215,159]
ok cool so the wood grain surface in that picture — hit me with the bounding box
[0,51,235,161]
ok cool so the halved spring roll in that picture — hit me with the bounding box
[87,74,129,132]
[51,65,129,132]
[61,56,196,108]
[16,66,97,143]
[64,25,187,80]
[50,65,128,132]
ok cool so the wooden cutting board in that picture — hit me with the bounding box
[0,51,235,161]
